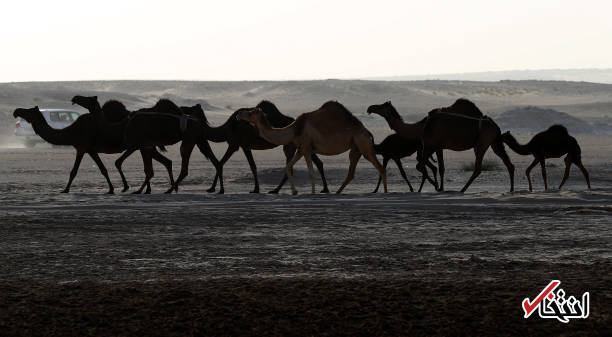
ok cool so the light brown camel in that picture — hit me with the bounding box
[237,101,387,194]
[367,99,515,192]
[501,125,590,191]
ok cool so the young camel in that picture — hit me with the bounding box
[368,99,514,193]
[238,101,387,194]
[501,125,590,191]
[372,133,438,193]
[204,101,329,194]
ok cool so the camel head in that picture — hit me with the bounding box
[366,101,403,121]
[236,107,267,127]
[71,95,99,110]
[180,104,207,122]
[13,106,42,123]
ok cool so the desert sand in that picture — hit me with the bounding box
[0,132,610,335]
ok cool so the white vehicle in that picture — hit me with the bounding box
[14,109,81,147]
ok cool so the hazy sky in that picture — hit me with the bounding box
[1,0,611,82]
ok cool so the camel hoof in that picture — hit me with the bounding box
[218,189,224,195]
[292,190,298,195]
[60,189,69,194]
[132,190,142,195]
[163,189,173,194]
[250,189,259,194]
[206,187,215,193]
[122,186,129,193]
[144,190,151,195]
[268,189,280,194]
[107,190,115,195]
[320,188,330,194]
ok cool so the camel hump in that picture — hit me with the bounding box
[102,100,130,122]
[256,100,293,127]
[146,99,183,115]
[449,98,483,117]
[547,124,570,136]
[320,101,360,125]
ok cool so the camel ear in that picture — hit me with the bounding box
[34,105,39,109]
[94,96,97,99]
[196,103,201,108]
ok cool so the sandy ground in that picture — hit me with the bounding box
[0,135,611,335]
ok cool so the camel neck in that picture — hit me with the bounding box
[254,117,295,146]
[504,134,531,155]
[29,114,73,146]
[383,115,423,140]
[202,122,229,143]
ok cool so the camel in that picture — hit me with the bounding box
[372,133,438,193]
[13,106,120,193]
[368,99,514,193]
[501,125,590,191]
[99,99,173,194]
[203,101,329,194]
[72,96,223,194]
[237,101,387,194]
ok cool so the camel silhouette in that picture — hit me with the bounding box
[501,125,591,191]
[368,99,514,193]
[98,99,173,194]
[72,96,222,194]
[203,101,329,194]
[372,133,438,193]
[13,106,139,194]
[238,101,386,194]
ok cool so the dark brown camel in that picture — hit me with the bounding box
[197,101,329,194]
[13,106,119,193]
[372,133,438,193]
[368,99,515,192]
[501,125,590,191]
[99,99,173,194]
[72,96,223,194]
[237,101,387,194]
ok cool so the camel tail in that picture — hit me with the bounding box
[493,132,511,158]
[158,146,167,153]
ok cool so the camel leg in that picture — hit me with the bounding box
[573,157,591,190]
[311,154,329,193]
[425,159,438,187]
[242,147,260,193]
[208,144,238,193]
[337,146,361,194]
[133,150,154,194]
[115,149,135,192]
[436,150,444,191]
[525,158,539,192]
[286,149,304,195]
[491,139,515,192]
[539,158,548,191]
[559,155,572,190]
[394,158,414,192]
[61,150,85,193]
[197,141,224,194]
[302,148,316,194]
[149,149,175,194]
[270,144,295,194]
[172,142,196,193]
[373,156,390,193]
[416,149,437,192]
[88,152,114,194]
[460,146,487,193]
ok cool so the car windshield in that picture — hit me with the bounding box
[49,111,74,122]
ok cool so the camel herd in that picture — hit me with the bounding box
[13,97,591,194]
